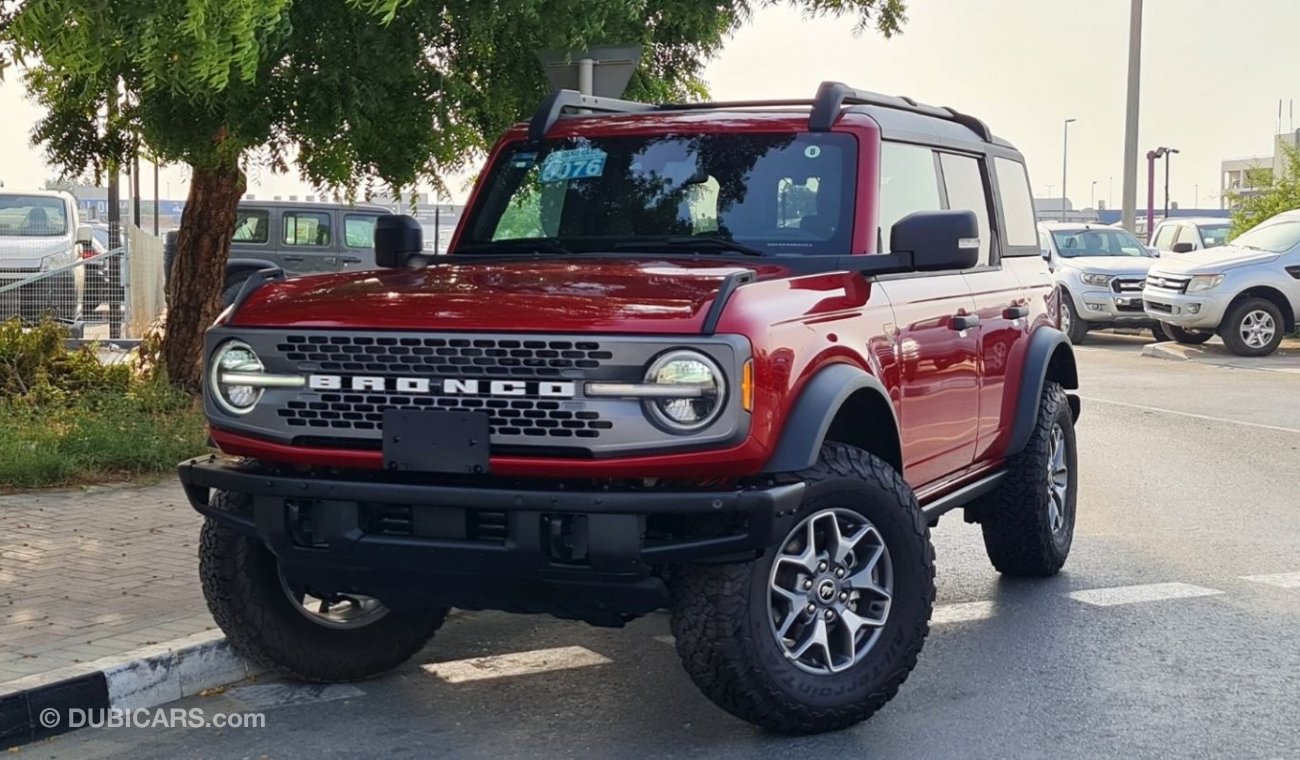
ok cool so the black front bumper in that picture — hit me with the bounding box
[178,456,804,624]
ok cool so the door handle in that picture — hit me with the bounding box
[1003,305,1030,320]
[950,314,980,331]
[282,255,304,263]
[339,256,363,264]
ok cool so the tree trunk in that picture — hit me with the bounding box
[161,163,245,393]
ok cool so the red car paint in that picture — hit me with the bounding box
[212,110,1056,499]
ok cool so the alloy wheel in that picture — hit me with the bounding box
[1239,309,1277,350]
[767,509,894,675]
[278,572,389,630]
[1046,422,1070,535]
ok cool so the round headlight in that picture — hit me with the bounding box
[643,350,725,432]
[209,340,264,415]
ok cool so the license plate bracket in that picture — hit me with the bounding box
[382,410,490,475]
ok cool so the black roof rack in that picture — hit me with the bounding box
[528,81,994,143]
[808,81,993,141]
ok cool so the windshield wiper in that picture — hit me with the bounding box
[613,235,766,257]
[459,237,574,255]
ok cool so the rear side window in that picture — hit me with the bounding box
[232,209,269,244]
[993,158,1038,249]
[939,153,992,266]
[344,214,378,248]
[283,211,331,247]
[878,142,942,251]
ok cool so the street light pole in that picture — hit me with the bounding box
[1091,180,1097,209]
[1062,117,1076,221]
[1163,147,1179,218]
[1121,0,1143,233]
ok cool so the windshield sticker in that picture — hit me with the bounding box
[510,152,538,169]
[539,148,607,183]
[804,145,822,159]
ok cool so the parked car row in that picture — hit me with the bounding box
[1040,210,1300,356]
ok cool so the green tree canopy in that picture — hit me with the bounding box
[1,0,907,390]
[1230,144,1300,237]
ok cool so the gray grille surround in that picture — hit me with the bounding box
[204,327,750,457]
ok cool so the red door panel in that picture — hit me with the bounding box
[963,267,1029,462]
[878,276,980,488]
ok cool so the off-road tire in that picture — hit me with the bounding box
[1061,292,1088,344]
[669,443,934,735]
[978,382,1077,576]
[1219,297,1285,357]
[1165,324,1213,345]
[199,490,445,682]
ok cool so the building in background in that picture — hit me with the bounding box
[1032,197,1099,224]
[1220,130,1300,209]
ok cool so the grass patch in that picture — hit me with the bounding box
[0,319,209,490]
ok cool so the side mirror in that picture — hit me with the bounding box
[374,214,424,268]
[75,224,93,244]
[1041,247,1051,260]
[889,210,980,272]
[1171,241,1195,254]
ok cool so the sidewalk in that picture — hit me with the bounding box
[0,481,216,688]
[1142,335,1300,373]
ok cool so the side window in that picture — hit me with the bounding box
[1152,225,1177,251]
[939,153,993,266]
[231,209,269,244]
[344,214,377,248]
[1173,225,1197,248]
[992,157,1038,251]
[283,211,332,247]
[878,142,942,250]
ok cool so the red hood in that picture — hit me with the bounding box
[228,258,783,333]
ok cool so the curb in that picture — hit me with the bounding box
[1141,342,1198,361]
[0,631,256,749]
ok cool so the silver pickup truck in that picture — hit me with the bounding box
[1144,210,1300,356]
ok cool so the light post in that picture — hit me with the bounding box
[1162,147,1179,218]
[1090,180,1097,209]
[1062,118,1077,221]
[1121,0,1143,233]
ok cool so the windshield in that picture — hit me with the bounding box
[1051,227,1146,257]
[461,132,856,255]
[0,195,69,237]
[1232,219,1300,253]
[1197,224,1231,248]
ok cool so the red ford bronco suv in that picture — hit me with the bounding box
[180,82,1080,735]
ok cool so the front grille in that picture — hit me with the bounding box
[276,335,614,378]
[1145,274,1190,294]
[275,392,613,440]
[1112,277,1145,294]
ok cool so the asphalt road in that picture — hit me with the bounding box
[41,333,1300,759]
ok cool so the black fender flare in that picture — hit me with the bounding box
[1006,326,1080,456]
[762,364,898,474]
[226,258,280,283]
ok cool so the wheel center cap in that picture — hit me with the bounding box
[816,580,837,603]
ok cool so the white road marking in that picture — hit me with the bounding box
[421,645,612,684]
[931,601,996,625]
[1241,571,1300,588]
[1080,396,1300,435]
[1066,582,1225,607]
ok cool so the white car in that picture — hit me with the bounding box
[1144,210,1300,356]
[1149,217,1233,256]
[0,190,90,327]
[1038,222,1166,344]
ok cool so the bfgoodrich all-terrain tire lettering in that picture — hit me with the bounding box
[977,381,1078,576]
[669,443,934,735]
[199,490,445,682]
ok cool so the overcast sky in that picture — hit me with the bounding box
[1,0,1296,211]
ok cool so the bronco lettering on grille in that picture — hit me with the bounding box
[307,375,577,398]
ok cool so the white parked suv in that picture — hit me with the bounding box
[0,190,90,329]
[1144,210,1300,356]
[1039,222,1166,344]
[1149,216,1233,256]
